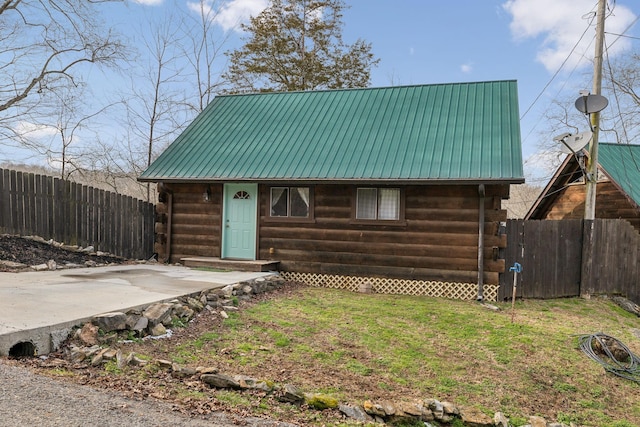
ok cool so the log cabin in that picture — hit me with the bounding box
[526,142,640,231]
[139,81,524,301]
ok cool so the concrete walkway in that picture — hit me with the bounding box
[0,264,275,356]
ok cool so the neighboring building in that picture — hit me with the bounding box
[140,81,524,300]
[526,143,640,230]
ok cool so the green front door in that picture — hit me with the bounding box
[222,183,258,260]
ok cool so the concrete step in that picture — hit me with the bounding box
[180,257,280,272]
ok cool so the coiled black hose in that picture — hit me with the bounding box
[577,333,640,383]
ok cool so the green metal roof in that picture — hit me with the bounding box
[140,81,524,183]
[599,143,640,208]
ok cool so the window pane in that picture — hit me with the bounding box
[378,188,400,220]
[271,187,288,217]
[356,188,377,219]
[290,187,309,217]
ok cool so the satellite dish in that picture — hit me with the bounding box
[559,131,592,154]
[574,94,608,114]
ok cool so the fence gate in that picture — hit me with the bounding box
[499,219,583,301]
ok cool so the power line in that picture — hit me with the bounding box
[520,13,596,121]
[605,32,640,41]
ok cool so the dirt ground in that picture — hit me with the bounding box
[0,235,126,271]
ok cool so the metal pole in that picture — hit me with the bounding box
[477,184,485,301]
[584,0,606,220]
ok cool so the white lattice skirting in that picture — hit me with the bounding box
[280,272,499,302]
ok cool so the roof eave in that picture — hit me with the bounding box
[138,176,525,185]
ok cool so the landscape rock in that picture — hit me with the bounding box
[442,400,459,416]
[460,406,494,427]
[196,366,218,374]
[120,351,134,369]
[358,281,373,293]
[396,401,422,417]
[0,260,28,269]
[69,348,86,363]
[173,304,195,320]
[304,393,339,410]
[78,323,99,346]
[185,297,204,312]
[103,348,118,360]
[171,364,197,378]
[93,312,127,332]
[31,263,49,271]
[339,404,373,422]
[132,316,148,332]
[529,415,548,427]
[201,373,241,389]
[143,303,173,326]
[125,313,142,329]
[220,285,234,297]
[149,323,167,336]
[494,411,510,427]
[612,296,640,316]
[363,400,386,417]
[91,348,109,366]
[426,399,444,420]
[279,384,305,404]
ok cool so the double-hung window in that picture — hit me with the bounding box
[270,187,311,219]
[356,188,401,221]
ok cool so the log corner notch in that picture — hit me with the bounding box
[477,184,486,301]
[155,182,173,263]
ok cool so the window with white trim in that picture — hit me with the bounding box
[356,188,400,220]
[270,187,310,218]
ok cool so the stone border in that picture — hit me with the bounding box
[60,277,569,427]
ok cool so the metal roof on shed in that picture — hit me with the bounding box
[599,143,640,208]
[140,81,524,183]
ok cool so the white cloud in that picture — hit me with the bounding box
[503,0,637,73]
[460,63,473,73]
[13,121,57,140]
[132,0,164,5]
[188,0,269,32]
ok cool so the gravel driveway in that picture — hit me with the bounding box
[0,361,297,427]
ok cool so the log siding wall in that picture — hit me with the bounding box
[157,183,509,284]
[545,181,640,230]
[156,183,222,261]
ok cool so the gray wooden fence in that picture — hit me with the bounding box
[0,168,155,260]
[500,219,640,305]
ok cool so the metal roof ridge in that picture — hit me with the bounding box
[214,80,519,98]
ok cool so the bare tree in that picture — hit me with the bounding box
[0,0,127,144]
[121,12,192,201]
[47,87,119,180]
[182,0,232,113]
[604,51,640,145]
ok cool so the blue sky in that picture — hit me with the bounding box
[5,0,640,186]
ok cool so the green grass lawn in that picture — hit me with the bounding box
[130,286,640,426]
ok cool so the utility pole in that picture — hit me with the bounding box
[584,0,606,220]
[581,0,607,299]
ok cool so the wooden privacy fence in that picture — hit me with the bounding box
[500,219,640,305]
[0,168,155,260]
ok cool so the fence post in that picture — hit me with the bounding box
[580,219,595,298]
